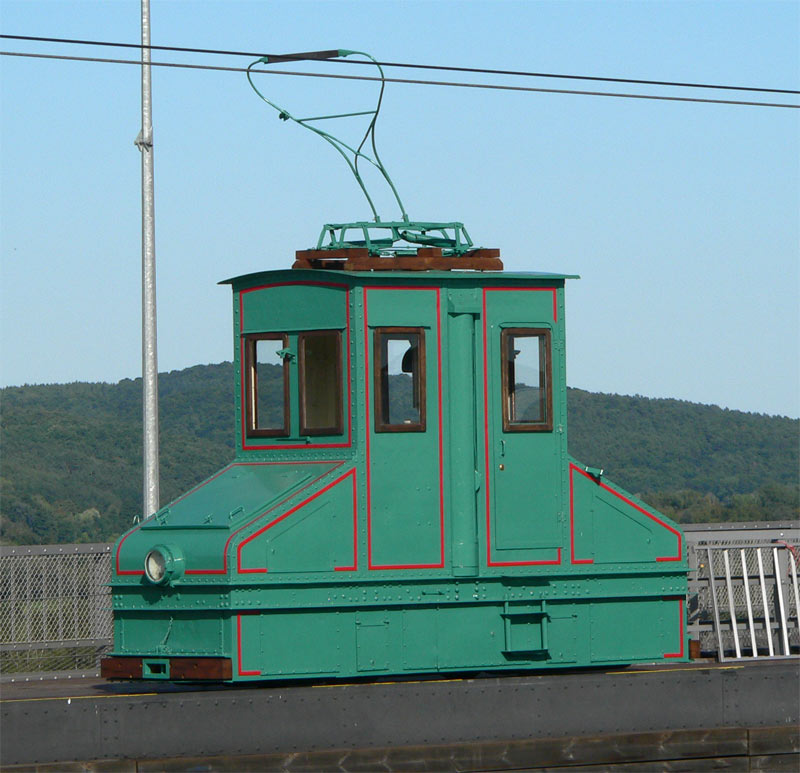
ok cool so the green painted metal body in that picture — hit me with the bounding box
[110,269,688,681]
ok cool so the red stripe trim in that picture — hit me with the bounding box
[236,613,261,676]
[239,281,352,451]
[483,290,492,565]
[363,289,373,570]
[569,464,595,565]
[244,441,352,450]
[236,468,356,573]
[663,598,685,658]
[239,304,246,445]
[243,280,349,292]
[569,463,682,563]
[482,288,562,567]
[364,286,446,570]
[593,472,682,560]
[489,549,563,567]
[334,470,359,571]
[436,290,446,566]
[367,563,447,570]
[345,297,352,447]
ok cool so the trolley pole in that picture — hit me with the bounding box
[136,0,159,518]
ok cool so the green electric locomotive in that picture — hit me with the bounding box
[102,250,687,682]
[102,47,687,682]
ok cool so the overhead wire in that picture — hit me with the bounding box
[1,50,798,110]
[1,33,798,96]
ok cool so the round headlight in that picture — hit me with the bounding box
[144,549,167,584]
[143,545,184,585]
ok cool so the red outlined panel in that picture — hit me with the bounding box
[236,468,357,573]
[482,287,562,568]
[568,463,682,565]
[663,598,685,658]
[115,461,344,577]
[236,613,261,676]
[363,286,446,570]
[239,281,352,451]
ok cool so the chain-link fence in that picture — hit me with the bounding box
[0,544,112,681]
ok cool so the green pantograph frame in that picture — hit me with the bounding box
[247,49,476,256]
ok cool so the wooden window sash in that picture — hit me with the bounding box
[500,327,553,433]
[373,327,427,433]
[244,333,290,437]
[298,330,344,436]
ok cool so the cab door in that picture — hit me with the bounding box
[364,287,445,570]
[483,288,562,566]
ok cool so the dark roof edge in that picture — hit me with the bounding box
[219,268,580,285]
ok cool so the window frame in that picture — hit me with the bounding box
[244,333,290,438]
[373,327,427,433]
[500,327,553,433]
[298,329,344,436]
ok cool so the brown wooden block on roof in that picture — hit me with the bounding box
[294,246,502,271]
[295,248,370,260]
[343,254,503,272]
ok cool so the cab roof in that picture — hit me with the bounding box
[220,268,579,286]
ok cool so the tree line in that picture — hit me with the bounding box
[1,363,796,544]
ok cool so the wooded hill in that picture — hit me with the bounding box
[1,362,797,545]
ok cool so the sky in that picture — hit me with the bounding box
[1,0,798,418]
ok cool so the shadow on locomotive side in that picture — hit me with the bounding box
[102,258,687,683]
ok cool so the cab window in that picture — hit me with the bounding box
[501,328,553,432]
[374,328,426,432]
[244,330,344,439]
[244,334,289,437]
[299,331,343,435]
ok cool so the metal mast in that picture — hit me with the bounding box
[136,0,159,518]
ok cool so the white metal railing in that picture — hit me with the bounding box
[684,521,799,658]
[699,542,799,661]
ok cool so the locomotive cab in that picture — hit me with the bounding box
[104,254,687,682]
